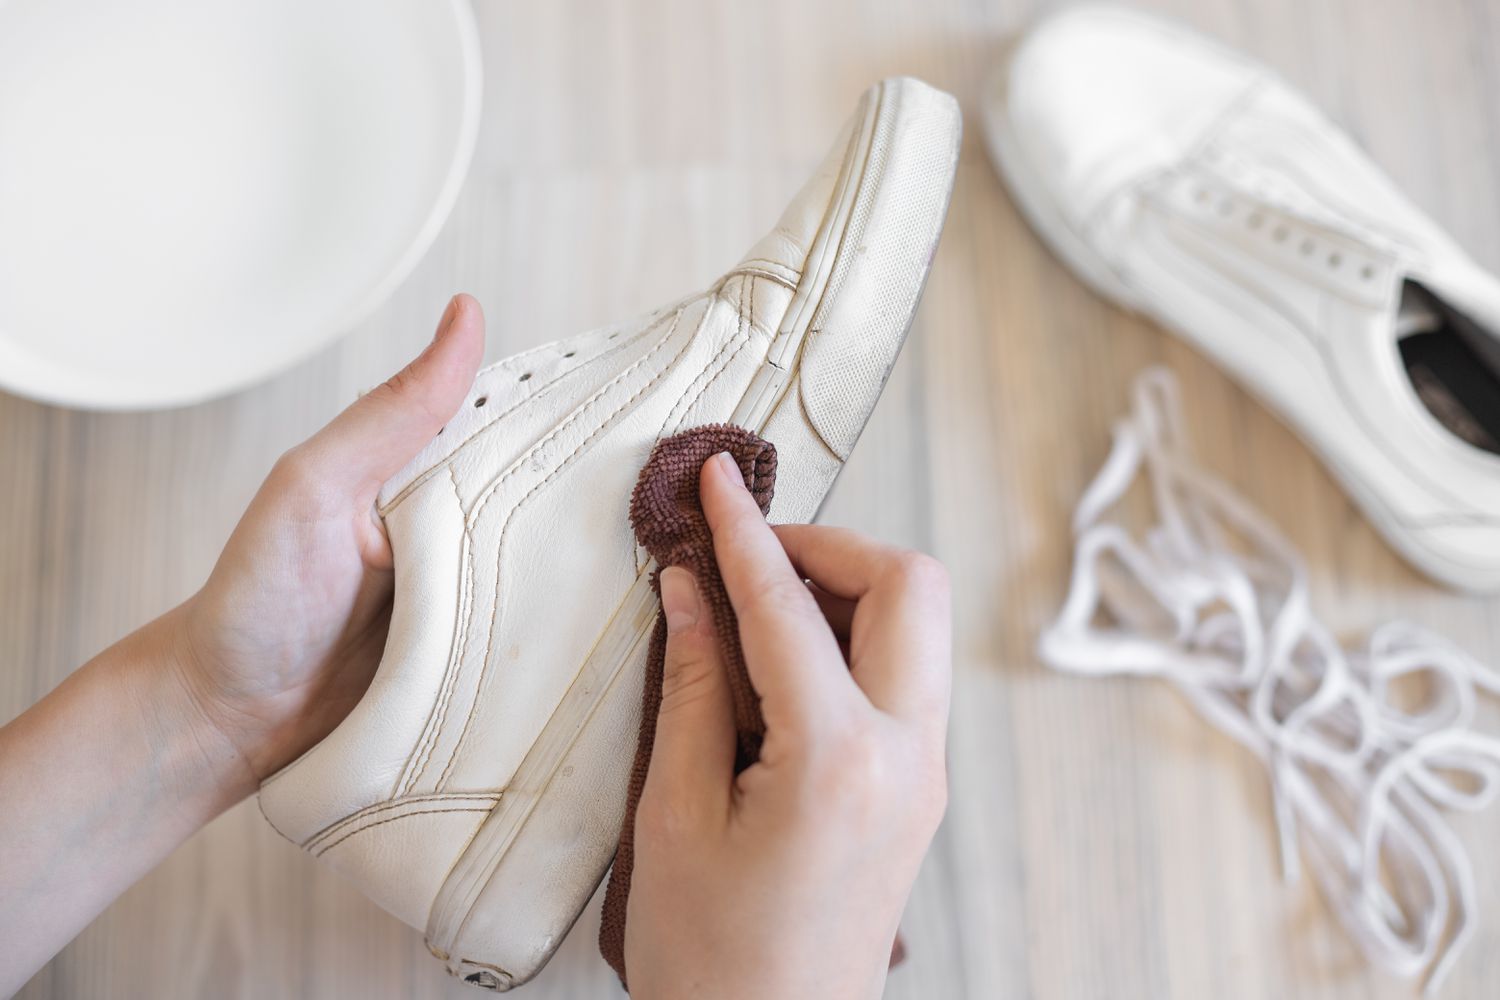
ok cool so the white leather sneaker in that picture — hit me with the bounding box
[984,5,1500,592]
[258,76,960,989]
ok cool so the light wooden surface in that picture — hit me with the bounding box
[9,1,1500,997]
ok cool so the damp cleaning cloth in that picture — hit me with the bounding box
[598,425,779,985]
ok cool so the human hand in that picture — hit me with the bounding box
[0,295,486,993]
[624,452,952,1000]
[173,294,485,796]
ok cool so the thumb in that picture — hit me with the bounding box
[306,293,485,493]
[641,567,736,820]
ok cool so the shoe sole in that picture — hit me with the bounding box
[424,77,962,989]
[984,34,1500,594]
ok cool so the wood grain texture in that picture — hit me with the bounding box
[9,1,1500,996]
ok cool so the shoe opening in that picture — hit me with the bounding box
[1398,279,1500,456]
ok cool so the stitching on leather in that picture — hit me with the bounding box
[462,302,696,519]
[434,296,717,790]
[306,795,498,851]
[672,275,774,440]
[414,525,473,789]
[380,310,679,516]
[408,531,472,791]
[725,265,797,292]
[482,339,553,373]
[382,334,629,516]
[737,255,796,270]
[741,271,749,338]
[675,311,752,434]
[635,279,751,569]
[656,280,750,441]
[734,257,800,281]
[421,300,697,794]
[679,286,753,421]
[379,343,560,514]
[313,805,494,858]
[399,304,693,798]
[394,472,456,793]
[749,272,756,334]
[304,791,499,851]
[436,303,707,788]
[398,467,475,795]
[737,255,796,272]
[257,793,300,846]
[661,273,775,444]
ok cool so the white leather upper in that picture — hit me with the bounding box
[260,276,800,929]
[1006,6,1260,228]
[257,76,961,985]
[987,5,1500,591]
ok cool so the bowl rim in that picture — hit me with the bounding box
[0,0,485,412]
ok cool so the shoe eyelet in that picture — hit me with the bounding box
[1272,225,1289,242]
[474,396,487,408]
[563,350,576,359]
[518,372,532,382]
[1360,264,1376,280]
[1246,212,1264,229]
[1327,252,1342,268]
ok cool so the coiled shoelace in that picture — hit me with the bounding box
[1039,368,1500,993]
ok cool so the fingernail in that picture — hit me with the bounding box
[713,451,744,491]
[660,566,700,633]
[432,295,461,344]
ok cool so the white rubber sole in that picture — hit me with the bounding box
[425,77,962,989]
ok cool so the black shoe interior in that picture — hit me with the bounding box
[1398,280,1500,456]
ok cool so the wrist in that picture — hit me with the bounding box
[117,605,260,819]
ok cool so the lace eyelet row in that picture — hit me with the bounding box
[1191,183,1378,282]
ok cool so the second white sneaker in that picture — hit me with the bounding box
[985,4,1500,592]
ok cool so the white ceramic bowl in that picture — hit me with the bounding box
[0,0,481,410]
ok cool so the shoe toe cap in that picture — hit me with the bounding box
[995,5,1263,222]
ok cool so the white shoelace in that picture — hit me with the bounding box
[1038,368,1500,993]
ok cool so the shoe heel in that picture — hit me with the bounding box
[424,571,658,989]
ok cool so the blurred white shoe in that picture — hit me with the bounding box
[984,4,1500,592]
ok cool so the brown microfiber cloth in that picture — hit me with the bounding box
[598,424,905,988]
[599,424,778,985]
